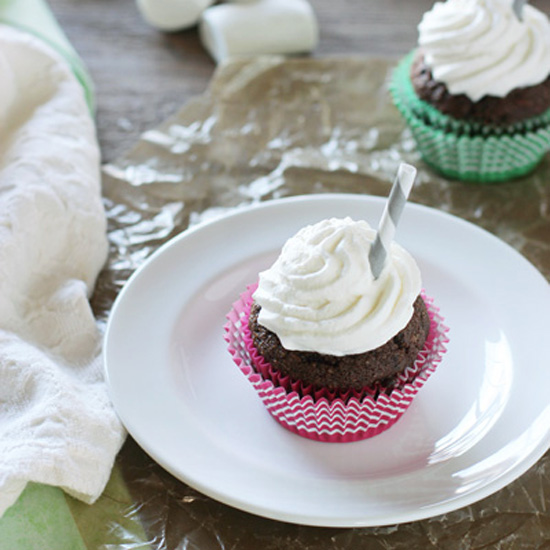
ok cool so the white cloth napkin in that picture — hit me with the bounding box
[0,25,125,517]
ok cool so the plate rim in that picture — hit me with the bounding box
[104,193,550,527]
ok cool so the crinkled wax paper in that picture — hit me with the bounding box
[82,56,550,549]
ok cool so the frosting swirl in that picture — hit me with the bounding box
[253,218,422,356]
[418,0,550,101]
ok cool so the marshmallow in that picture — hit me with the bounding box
[136,0,214,31]
[199,0,319,63]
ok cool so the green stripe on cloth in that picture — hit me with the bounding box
[0,0,95,112]
[0,467,151,549]
[0,484,87,550]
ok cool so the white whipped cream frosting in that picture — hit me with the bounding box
[253,218,422,356]
[418,0,550,100]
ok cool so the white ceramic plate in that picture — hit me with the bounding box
[104,194,550,527]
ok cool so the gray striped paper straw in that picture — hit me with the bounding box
[369,163,417,279]
[513,0,527,19]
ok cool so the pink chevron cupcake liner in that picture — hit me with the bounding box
[225,284,449,442]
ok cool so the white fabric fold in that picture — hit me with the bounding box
[0,25,125,518]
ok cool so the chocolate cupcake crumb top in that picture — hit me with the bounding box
[411,50,550,125]
[249,297,430,392]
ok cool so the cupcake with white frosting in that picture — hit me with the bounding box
[390,0,550,182]
[225,218,449,442]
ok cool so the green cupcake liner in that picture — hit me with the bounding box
[389,51,550,183]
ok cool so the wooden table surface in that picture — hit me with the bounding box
[40,1,550,547]
[47,0,550,164]
[47,0,440,163]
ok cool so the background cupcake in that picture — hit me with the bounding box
[390,0,550,183]
[225,217,449,442]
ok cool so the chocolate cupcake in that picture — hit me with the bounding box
[225,217,449,442]
[410,50,550,126]
[248,297,430,392]
[390,0,550,183]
